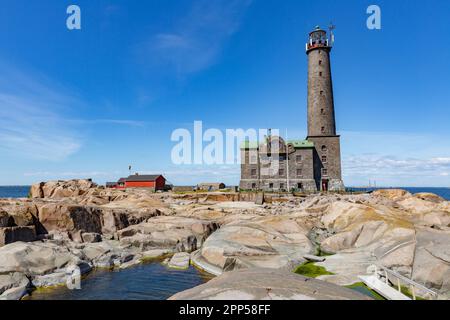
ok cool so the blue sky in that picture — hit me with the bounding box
[0,0,449,187]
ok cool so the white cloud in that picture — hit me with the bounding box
[139,0,252,75]
[0,63,146,161]
[69,119,146,127]
[343,154,450,187]
[23,171,115,178]
[139,165,241,186]
[0,69,82,161]
[339,130,450,187]
[431,158,450,165]
[22,165,242,186]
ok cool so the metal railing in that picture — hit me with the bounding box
[367,264,439,300]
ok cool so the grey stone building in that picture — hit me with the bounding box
[240,26,345,192]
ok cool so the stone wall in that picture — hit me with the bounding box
[307,47,336,137]
[240,148,317,192]
[308,136,343,191]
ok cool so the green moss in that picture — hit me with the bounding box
[294,262,334,278]
[315,246,335,257]
[346,282,385,300]
[140,254,172,264]
[345,282,427,300]
[399,285,426,300]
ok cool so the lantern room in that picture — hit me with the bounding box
[306,26,331,53]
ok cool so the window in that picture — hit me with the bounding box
[322,155,328,163]
[279,169,285,176]
[252,183,257,189]
[322,145,328,152]
[319,72,322,77]
[296,155,302,162]
[297,169,303,177]
[297,183,303,190]
[322,168,328,176]
[269,183,274,189]
[319,60,322,65]
[321,127,326,133]
[260,156,270,164]
[321,109,325,115]
[251,169,257,177]
[320,90,324,96]
[280,183,285,190]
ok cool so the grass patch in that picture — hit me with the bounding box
[346,282,385,300]
[294,262,334,278]
[345,282,427,300]
[399,285,426,300]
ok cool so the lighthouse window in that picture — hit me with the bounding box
[319,60,322,65]
[297,169,303,177]
[251,169,257,177]
[320,90,324,96]
[322,155,328,163]
[322,145,328,152]
[296,155,303,162]
[321,109,325,115]
[319,72,322,77]
[321,127,325,133]
[322,169,328,176]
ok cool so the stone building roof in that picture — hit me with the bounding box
[287,140,315,149]
[240,139,314,150]
[240,141,259,150]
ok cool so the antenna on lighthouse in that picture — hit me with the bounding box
[328,22,336,46]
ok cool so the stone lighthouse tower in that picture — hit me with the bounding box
[306,26,344,191]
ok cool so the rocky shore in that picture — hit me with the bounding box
[0,180,449,300]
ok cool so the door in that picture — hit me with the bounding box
[322,179,329,192]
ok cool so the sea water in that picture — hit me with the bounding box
[27,263,213,300]
[0,186,30,198]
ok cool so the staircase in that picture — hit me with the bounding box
[359,264,439,300]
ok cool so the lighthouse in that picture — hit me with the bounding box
[306,26,344,192]
[239,26,345,193]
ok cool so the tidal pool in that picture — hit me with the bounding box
[28,263,214,300]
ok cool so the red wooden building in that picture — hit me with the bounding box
[110,174,166,191]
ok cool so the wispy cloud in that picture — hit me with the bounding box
[23,166,241,186]
[139,165,240,185]
[23,171,115,178]
[344,155,450,177]
[342,153,450,187]
[0,64,82,161]
[0,61,148,161]
[339,130,450,187]
[139,0,252,75]
[68,118,146,127]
